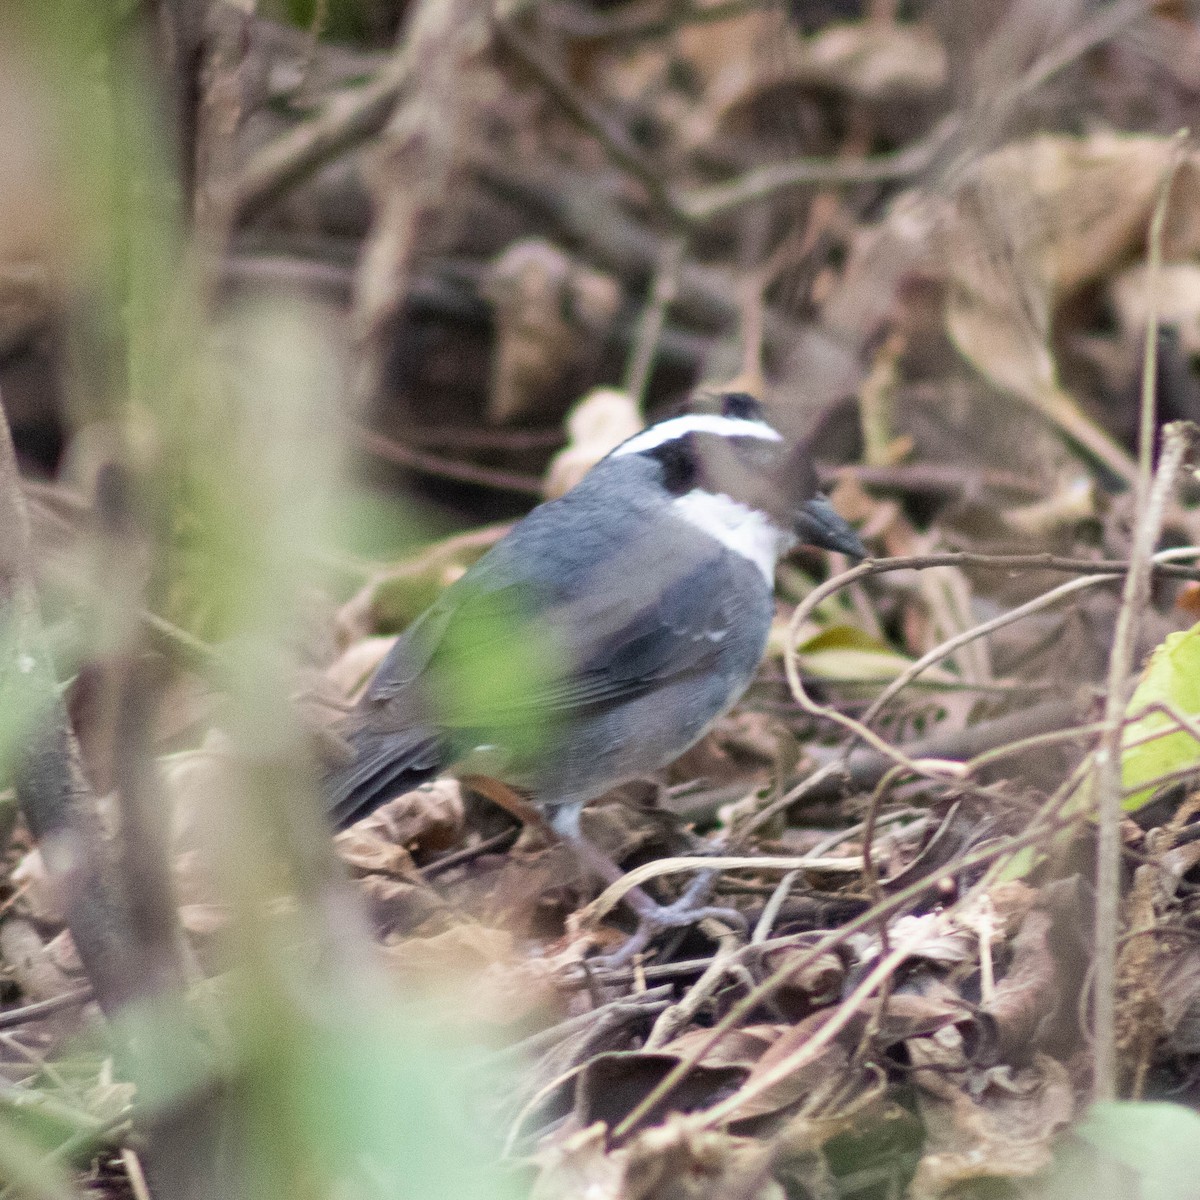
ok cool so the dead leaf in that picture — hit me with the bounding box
[985,875,1092,1064]
[1110,261,1200,356]
[531,1123,624,1200]
[334,524,508,646]
[11,847,63,926]
[911,1054,1075,1196]
[944,133,1193,485]
[694,16,946,150]
[543,388,642,499]
[405,939,563,1029]
[341,777,465,859]
[356,873,449,938]
[623,1120,783,1200]
[483,239,621,425]
[325,634,396,701]
[576,1051,749,1134]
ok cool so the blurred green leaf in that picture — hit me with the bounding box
[794,625,954,685]
[1120,622,1200,810]
[1035,1102,1200,1200]
[0,1113,80,1200]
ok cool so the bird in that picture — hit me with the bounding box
[327,392,865,959]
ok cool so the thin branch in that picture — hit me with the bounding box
[541,0,769,43]
[352,424,545,495]
[490,13,687,228]
[675,0,1156,223]
[623,236,686,406]
[824,462,1048,501]
[678,121,959,224]
[0,988,93,1032]
[697,924,929,1128]
[1092,135,1192,1101]
[228,50,414,224]
[609,799,1089,1141]
[859,572,1116,733]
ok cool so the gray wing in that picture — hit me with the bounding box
[360,510,772,732]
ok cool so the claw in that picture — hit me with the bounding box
[551,806,746,967]
[587,870,747,969]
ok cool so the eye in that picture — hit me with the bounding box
[650,435,698,495]
[720,392,763,421]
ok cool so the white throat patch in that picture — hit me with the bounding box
[611,413,783,457]
[672,489,795,582]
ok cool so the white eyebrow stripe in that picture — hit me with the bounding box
[610,414,783,456]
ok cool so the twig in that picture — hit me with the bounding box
[679,121,959,224]
[228,51,414,223]
[0,988,94,1032]
[352,425,545,495]
[803,698,1087,801]
[1093,129,1191,1101]
[623,236,686,406]
[541,0,768,42]
[122,1148,153,1200]
[609,800,1088,1141]
[751,869,801,944]
[858,572,1116,734]
[581,853,864,926]
[1092,428,1189,1097]
[490,986,673,1066]
[675,0,1156,223]
[644,924,743,1049]
[490,13,686,228]
[420,826,519,878]
[696,924,930,1128]
[824,462,1048,502]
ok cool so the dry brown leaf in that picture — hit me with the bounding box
[576,1052,749,1133]
[944,132,1194,486]
[1154,940,1200,1056]
[911,1054,1075,1196]
[334,524,508,647]
[531,1123,624,1200]
[535,1112,782,1200]
[1110,260,1200,355]
[623,1120,783,1200]
[543,388,642,499]
[661,1024,784,1070]
[380,920,513,980]
[11,847,63,926]
[335,825,421,878]
[797,21,947,102]
[160,732,238,852]
[985,876,1092,1064]
[483,239,621,425]
[355,874,449,937]
[325,634,396,701]
[690,15,945,151]
[42,929,83,976]
[383,923,562,1028]
[339,777,465,860]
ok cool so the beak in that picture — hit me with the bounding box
[794,495,866,560]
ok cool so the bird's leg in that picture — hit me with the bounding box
[550,805,746,966]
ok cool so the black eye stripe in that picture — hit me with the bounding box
[648,434,698,495]
[719,393,764,421]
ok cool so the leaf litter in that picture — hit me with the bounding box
[10,2,1200,1197]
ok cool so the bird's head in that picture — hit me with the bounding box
[606,392,865,570]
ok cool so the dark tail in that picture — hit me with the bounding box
[326,725,447,830]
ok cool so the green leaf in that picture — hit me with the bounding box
[1073,1102,1200,1200]
[793,625,956,685]
[1120,622,1200,810]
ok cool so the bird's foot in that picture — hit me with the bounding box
[587,871,747,970]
